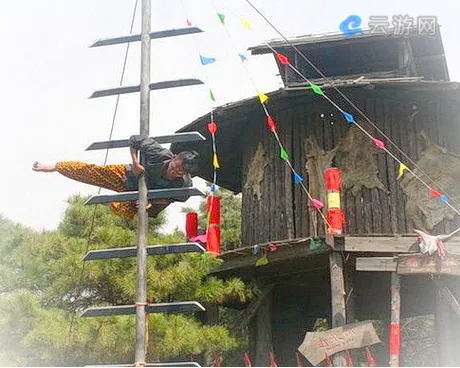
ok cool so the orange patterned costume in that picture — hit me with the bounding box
[56,161,138,217]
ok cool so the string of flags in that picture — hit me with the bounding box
[207,4,332,230]
[180,1,221,241]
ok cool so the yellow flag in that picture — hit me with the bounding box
[240,18,253,30]
[255,256,269,267]
[257,90,268,104]
[213,153,220,168]
[397,163,408,179]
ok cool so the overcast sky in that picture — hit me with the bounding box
[1,0,459,234]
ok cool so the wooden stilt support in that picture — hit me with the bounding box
[255,289,273,367]
[389,272,401,367]
[329,252,346,366]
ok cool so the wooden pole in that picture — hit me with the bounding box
[135,0,151,364]
[329,251,346,366]
[389,272,401,367]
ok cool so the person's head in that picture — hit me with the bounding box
[164,151,200,180]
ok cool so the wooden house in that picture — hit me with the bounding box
[172,28,460,366]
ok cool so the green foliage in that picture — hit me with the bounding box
[0,195,253,366]
[182,186,242,247]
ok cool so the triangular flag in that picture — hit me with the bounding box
[294,172,304,183]
[311,199,324,209]
[239,53,248,62]
[276,53,290,65]
[431,189,442,198]
[342,111,355,124]
[217,13,226,24]
[200,55,216,65]
[310,83,324,96]
[266,115,277,132]
[213,154,220,168]
[240,18,253,29]
[210,89,216,102]
[397,163,408,179]
[268,243,279,252]
[210,183,216,193]
[309,238,322,250]
[440,194,449,203]
[243,353,253,367]
[255,256,269,267]
[280,147,289,160]
[269,352,278,367]
[373,138,385,149]
[257,90,269,104]
[186,19,192,26]
[207,121,217,134]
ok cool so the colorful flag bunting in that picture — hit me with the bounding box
[397,163,408,179]
[310,83,324,96]
[266,115,277,132]
[253,244,260,255]
[239,53,248,62]
[345,350,354,367]
[186,19,192,26]
[200,55,216,66]
[210,184,216,193]
[342,111,355,124]
[213,154,220,168]
[275,53,290,65]
[255,256,269,267]
[373,138,385,149]
[240,18,253,29]
[294,172,304,183]
[280,147,289,160]
[257,90,269,104]
[431,189,442,198]
[210,89,216,102]
[217,13,226,24]
[440,194,449,203]
[207,121,217,134]
[325,354,333,367]
[311,199,324,209]
[243,353,253,367]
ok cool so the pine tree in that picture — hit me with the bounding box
[0,195,253,366]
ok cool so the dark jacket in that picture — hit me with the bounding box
[125,135,192,202]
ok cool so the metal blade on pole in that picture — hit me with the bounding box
[135,0,150,363]
[90,27,203,48]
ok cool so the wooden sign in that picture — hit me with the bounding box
[298,321,380,366]
[398,254,460,276]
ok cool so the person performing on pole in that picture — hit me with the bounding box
[32,135,200,218]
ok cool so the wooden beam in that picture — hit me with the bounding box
[329,252,347,366]
[435,283,456,366]
[356,257,397,272]
[238,286,274,328]
[335,236,460,255]
[438,286,460,320]
[255,290,273,367]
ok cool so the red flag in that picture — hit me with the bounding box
[295,351,304,367]
[275,53,290,65]
[269,351,278,367]
[207,121,218,134]
[430,189,442,198]
[325,353,333,367]
[266,115,277,132]
[365,348,377,367]
[243,352,253,367]
[345,350,354,367]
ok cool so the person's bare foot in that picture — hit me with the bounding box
[32,161,57,172]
